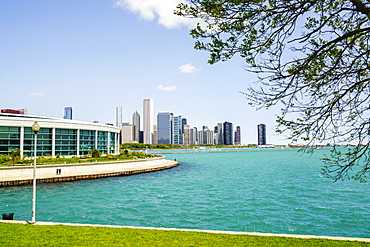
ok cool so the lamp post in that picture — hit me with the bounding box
[31,121,40,223]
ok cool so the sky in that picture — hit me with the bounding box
[0,0,287,145]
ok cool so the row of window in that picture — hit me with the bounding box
[0,127,117,156]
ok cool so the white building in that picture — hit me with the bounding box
[0,113,120,157]
[198,129,214,145]
[121,123,135,144]
[183,125,196,145]
[143,98,154,144]
[116,106,123,127]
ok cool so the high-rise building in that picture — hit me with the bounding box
[258,123,266,145]
[172,115,183,145]
[183,124,196,145]
[153,124,158,145]
[182,118,187,135]
[223,121,234,145]
[121,123,134,144]
[116,106,123,127]
[139,131,144,144]
[217,122,223,145]
[198,129,214,145]
[143,98,154,144]
[64,107,72,120]
[194,126,198,144]
[235,126,241,145]
[214,125,219,145]
[132,110,140,143]
[157,112,172,144]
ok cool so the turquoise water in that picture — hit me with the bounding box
[1,148,369,238]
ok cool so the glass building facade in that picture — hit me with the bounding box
[172,115,183,145]
[157,112,172,144]
[0,114,120,157]
[258,123,267,145]
[24,127,53,157]
[64,107,73,120]
[223,121,234,145]
[0,126,20,155]
[55,128,77,156]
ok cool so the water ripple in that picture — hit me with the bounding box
[1,149,369,238]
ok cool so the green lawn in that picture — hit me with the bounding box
[0,223,368,246]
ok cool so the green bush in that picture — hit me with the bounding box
[0,154,9,164]
[91,148,101,158]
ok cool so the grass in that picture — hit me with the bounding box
[0,152,156,167]
[0,223,368,246]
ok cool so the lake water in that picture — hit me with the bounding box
[1,148,369,238]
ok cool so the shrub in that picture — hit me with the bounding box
[10,148,21,165]
[0,154,9,164]
[91,148,101,158]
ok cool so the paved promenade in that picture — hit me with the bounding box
[0,158,178,187]
[0,220,369,243]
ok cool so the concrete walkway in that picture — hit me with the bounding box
[1,220,369,243]
[0,158,178,187]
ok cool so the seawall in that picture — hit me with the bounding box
[0,157,178,187]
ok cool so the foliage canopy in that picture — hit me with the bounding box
[176,0,370,181]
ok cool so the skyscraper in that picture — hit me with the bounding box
[198,129,214,145]
[153,124,158,145]
[132,110,140,143]
[121,123,134,144]
[143,98,154,144]
[63,107,72,120]
[157,112,172,144]
[116,106,123,127]
[217,122,224,145]
[258,123,266,145]
[223,121,234,145]
[183,125,196,145]
[172,115,183,145]
[194,126,198,144]
[235,126,241,145]
[182,118,187,135]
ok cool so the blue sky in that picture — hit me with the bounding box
[1,0,286,145]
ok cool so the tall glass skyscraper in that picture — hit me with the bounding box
[132,110,140,143]
[143,98,154,144]
[157,112,172,144]
[172,115,183,145]
[63,107,72,120]
[116,106,122,127]
[258,123,266,145]
[235,126,241,145]
[223,121,234,145]
[217,122,223,145]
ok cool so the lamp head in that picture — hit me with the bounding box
[32,121,40,134]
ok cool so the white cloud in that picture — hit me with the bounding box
[178,63,197,73]
[157,84,177,92]
[29,92,45,97]
[114,0,198,29]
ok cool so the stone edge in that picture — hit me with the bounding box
[0,160,178,187]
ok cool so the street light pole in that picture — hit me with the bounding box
[31,121,40,223]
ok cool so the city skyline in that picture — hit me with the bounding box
[120,100,247,145]
[1,0,285,144]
